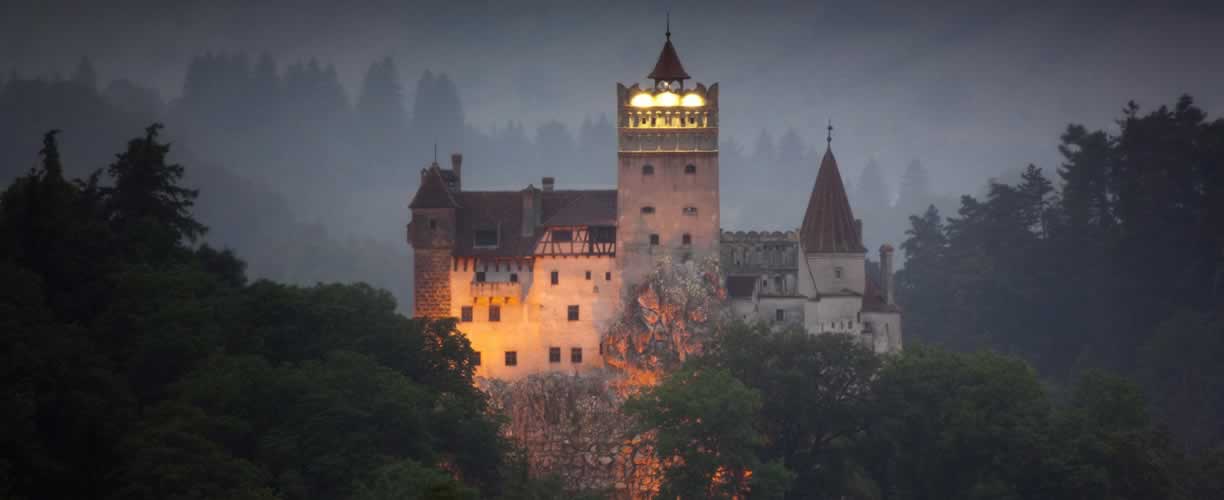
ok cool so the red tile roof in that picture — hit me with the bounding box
[648,38,690,82]
[799,147,866,253]
[449,189,618,257]
[408,165,459,209]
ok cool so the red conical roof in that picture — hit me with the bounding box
[648,37,690,82]
[799,147,866,253]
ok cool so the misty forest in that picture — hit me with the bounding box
[3,3,1224,499]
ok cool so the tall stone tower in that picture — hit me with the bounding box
[407,161,459,317]
[616,27,720,284]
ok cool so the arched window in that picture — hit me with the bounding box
[641,206,655,215]
[642,164,655,175]
[684,164,697,174]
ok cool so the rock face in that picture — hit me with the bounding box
[482,372,661,498]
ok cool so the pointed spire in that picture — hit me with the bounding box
[799,144,866,254]
[648,16,690,83]
[827,119,833,146]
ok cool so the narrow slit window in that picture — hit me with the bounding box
[551,271,559,285]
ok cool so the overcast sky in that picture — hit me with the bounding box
[4,0,1223,196]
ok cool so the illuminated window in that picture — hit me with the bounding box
[685,164,697,174]
[642,164,654,175]
[488,305,501,322]
[571,348,583,363]
[641,206,655,215]
[682,233,692,245]
[650,234,660,246]
[568,305,580,321]
[549,347,561,363]
[683,206,698,216]
[460,306,473,322]
[504,351,517,366]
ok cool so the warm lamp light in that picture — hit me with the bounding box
[681,93,704,107]
[655,91,680,107]
[630,93,654,107]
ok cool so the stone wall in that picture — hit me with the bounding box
[413,249,452,317]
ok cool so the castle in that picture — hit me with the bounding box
[407,29,901,380]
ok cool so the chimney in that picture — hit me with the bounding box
[542,176,555,192]
[855,219,864,247]
[450,153,463,190]
[880,244,895,306]
[521,185,542,236]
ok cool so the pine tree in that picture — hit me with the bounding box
[104,123,207,261]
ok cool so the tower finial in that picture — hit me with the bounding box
[827,119,833,146]
[666,11,671,40]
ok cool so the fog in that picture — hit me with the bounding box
[3,0,1222,310]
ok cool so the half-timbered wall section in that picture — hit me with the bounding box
[535,225,617,256]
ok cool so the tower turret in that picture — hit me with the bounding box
[616,25,720,283]
[408,163,460,317]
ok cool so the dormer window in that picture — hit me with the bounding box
[641,206,656,215]
[642,164,655,175]
[474,228,499,248]
[682,206,698,216]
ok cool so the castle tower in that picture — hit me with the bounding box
[616,26,720,283]
[407,162,460,317]
[797,128,868,297]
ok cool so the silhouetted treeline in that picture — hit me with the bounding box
[0,127,581,499]
[896,95,1224,452]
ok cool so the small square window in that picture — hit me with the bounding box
[571,348,583,364]
[685,164,697,174]
[642,164,655,175]
[549,347,561,363]
[551,270,559,285]
[683,206,698,216]
[567,305,580,321]
[473,351,481,366]
[605,272,612,281]
[682,233,692,245]
[641,206,655,215]
[489,305,501,322]
[475,271,486,282]
[504,351,517,366]
[650,234,660,246]
[460,306,473,322]
[585,271,592,280]
[509,273,518,283]
[775,309,785,322]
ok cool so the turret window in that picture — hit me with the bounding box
[642,164,655,175]
[685,164,697,174]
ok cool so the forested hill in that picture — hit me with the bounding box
[896,95,1224,452]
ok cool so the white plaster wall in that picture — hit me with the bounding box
[863,311,902,353]
[756,297,805,328]
[456,256,618,380]
[800,253,866,296]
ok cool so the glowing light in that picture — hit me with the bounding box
[655,91,680,107]
[630,93,655,108]
[681,93,704,107]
